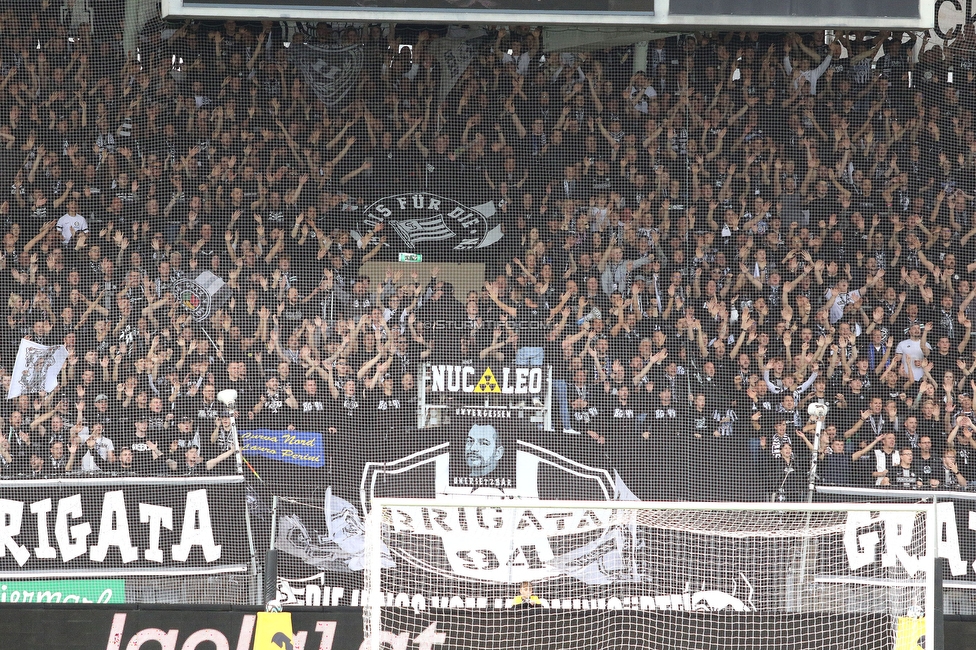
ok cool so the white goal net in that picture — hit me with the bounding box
[363,500,936,650]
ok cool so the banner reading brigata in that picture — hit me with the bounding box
[0,477,248,575]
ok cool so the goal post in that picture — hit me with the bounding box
[363,499,938,650]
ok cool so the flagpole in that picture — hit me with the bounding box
[217,388,262,606]
[176,270,231,364]
[199,324,226,364]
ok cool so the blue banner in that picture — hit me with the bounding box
[240,429,325,468]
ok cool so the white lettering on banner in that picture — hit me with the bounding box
[383,506,614,582]
[934,0,971,37]
[936,501,966,576]
[0,498,30,566]
[172,489,221,562]
[29,499,56,559]
[55,494,91,562]
[844,511,921,576]
[453,408,511,419]
[844,511,903,573]
[971,510,976,575]
[104,613,340,650]
[280,574,756,613]
[0,489,220,566]
[90,491,138,563]
[429,366,544,394]
[880,511,923,576]
[385,506,610,536]
[844,503,976,577]
[139,504,174,564]
[278,576,346,608]
[360,623,446,650]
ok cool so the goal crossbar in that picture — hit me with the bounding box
[364,499,938,650]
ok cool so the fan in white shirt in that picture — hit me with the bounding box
[56,199,88,243]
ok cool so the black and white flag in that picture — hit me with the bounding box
[390,215,457,247]
[8,339,68,399]
[430,36,481,101]
[351,192,503,254]
[288,43,364,108]
[172,270,233,322]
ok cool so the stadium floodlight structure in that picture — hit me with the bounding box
[364,498,937,650]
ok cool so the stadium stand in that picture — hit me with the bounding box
[2,3,976,615]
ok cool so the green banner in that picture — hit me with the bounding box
[0,579,125,604]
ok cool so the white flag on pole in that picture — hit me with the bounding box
[7,339,68,399]
[431,36,481,102]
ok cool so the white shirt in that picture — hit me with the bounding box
[783,53,833,95]
[825,287,860,324]
[875,448,900,486]
[78,434,114,471]
[895,337,930,381]
[57,212,88,243]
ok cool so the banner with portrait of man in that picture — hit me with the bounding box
[7,339,68,399]
[448,415,518,491]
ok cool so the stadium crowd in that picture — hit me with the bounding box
[2,6,976,501]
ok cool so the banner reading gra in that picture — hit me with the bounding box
[817,486,976,587]
[0,476,248,576]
